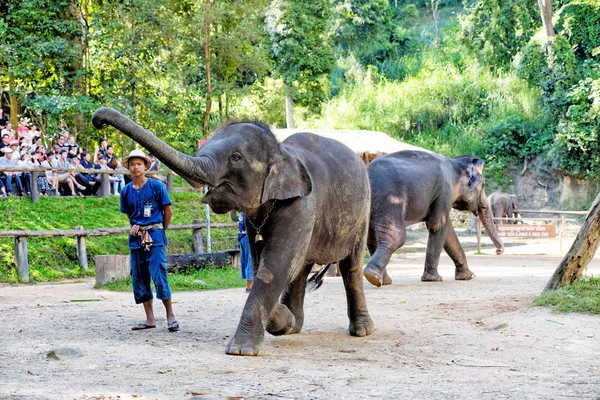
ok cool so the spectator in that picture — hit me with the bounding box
[80,151,101,194]
[108,155,126,195]
[31,150,50,195]
[8,140,20,160]
[94,137,109,163]
[52,143,61,157]
[1,122,15,139]
[0,133,10,153]
[0,108,7,130]
[56,135,69,152]
[69,156,96,196]
[55,149,85,196]
[30,136,43,155]
[0,148,26,196]
[29,123,41,139]
[147,153,164,182]
[17,117,31,144]
[66,136,79,157]
[42,150,59,195]
[16,153,33,195]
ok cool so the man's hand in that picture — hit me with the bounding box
[130,224,141,236]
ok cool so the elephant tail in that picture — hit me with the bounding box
[306,263,333,292]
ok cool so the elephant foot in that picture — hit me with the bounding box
[266,303,296,336]
[421,271,443,281]
[349,314,375,337]
[225,336,265,356]
[363,265,383,287]
[455,269,476,280]
[382,269,393,285]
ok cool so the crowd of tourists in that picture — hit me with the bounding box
[0,110,162,197]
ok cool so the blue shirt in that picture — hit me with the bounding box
[120,178,171,249]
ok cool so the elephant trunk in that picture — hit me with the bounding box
[478,192,504,255]
[92,107,210,187]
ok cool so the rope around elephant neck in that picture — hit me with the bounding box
[247,200,277,242]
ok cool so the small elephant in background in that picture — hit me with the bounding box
[363,150,505,286]
[489,191,519,224]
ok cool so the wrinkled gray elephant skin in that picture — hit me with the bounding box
[363,151,504,286]
[489,191,519,225]
[92,107,373,356]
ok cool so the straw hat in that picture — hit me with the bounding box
[123,149,151,169]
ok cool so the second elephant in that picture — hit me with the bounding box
[489,191,519,224]
[363,150,504,286]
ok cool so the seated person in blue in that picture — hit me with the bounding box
[120,149,179,332]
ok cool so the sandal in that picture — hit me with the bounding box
[167,320,180,332]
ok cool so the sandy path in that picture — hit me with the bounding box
[1,246,599,400]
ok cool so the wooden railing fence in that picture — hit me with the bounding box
[0,221,237,282]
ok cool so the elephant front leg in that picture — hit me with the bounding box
[340,254,374,337]
[270,264,312,335]
[443,222,476,280]
[226,260,293,356]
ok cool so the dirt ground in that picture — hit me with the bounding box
[1,230,600,400]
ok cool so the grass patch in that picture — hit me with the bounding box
[97,266,244,292]
[534,275,600,314]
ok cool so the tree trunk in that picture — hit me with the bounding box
[9,71,19,135]
[285,90,295,129]
[202,0,213,137]
[537,0,555,40]
[544,191,600,292]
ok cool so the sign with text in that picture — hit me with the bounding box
[496,224,557,238]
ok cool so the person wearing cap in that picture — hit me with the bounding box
[120,149,178,332]
[8,140,20,161]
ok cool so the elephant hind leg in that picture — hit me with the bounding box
[340,251,374,337]
[363,217,406,287]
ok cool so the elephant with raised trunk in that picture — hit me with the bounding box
[92,107,373,356]
[363,151,504,286]
[489,191,519,224]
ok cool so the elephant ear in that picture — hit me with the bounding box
[261,149,312,203]
[466,158,485,188]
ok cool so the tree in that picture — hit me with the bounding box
[0,0,83,128]
[545,191,600,291]
[266,0,335,128]
[537,0,555,42]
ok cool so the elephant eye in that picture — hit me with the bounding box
[230,152,242,162]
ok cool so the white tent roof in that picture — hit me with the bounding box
[273,128,429,156]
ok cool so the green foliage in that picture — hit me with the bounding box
[555,0,600,60]
[266,0,336,113]
[554,77,600,176]
[0,0,81,89]
[98,266,245,292]
[459,0,541,69]
[0,192,237,283]
[534,275,600,314]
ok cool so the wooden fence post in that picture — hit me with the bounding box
[167,173,174,192]
[75,226,88,271]
[192,219,204,254]
[31,172,40,203]
[14,236,29,282]
[100,174,110,197]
